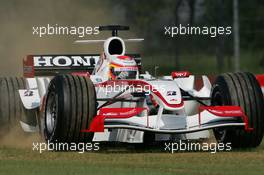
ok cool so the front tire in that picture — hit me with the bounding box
[211,72,264,148]
[44,75,96,143]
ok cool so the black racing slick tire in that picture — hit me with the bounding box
[44,75,96,143]
[0,77,37,133]
[211,72,264,148]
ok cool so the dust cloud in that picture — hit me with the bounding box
[0,125,41,149]
[0,0,140,147]
[0,0,139,76]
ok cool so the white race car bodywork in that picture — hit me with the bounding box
[18,35,251,143]
[18,73,213,142]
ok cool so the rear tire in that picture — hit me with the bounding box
[0,77,37,134]
[211,72,264,148]
[44,75,96,143]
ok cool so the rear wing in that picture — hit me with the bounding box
[23,54,141,77]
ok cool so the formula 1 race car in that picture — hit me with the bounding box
[0,25,264,148]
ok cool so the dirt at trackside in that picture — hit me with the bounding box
[0,125,42,149]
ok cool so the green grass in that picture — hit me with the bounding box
[0,141,264,175]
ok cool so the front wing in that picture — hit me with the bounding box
[82,106,252,134]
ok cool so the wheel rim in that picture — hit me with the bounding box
[46,92,58,134]
[211,91,223,106]
[212,91,227,142]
